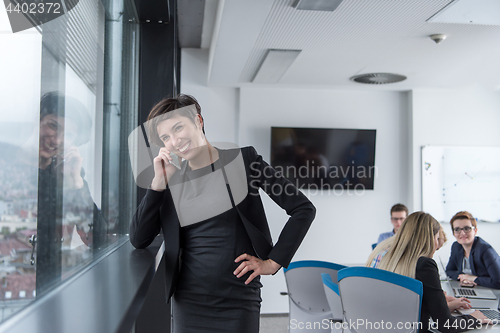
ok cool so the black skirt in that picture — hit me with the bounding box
[173,291,260,333]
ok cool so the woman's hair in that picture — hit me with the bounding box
[438,227,447,248]
[40,91,92,146]
[377,212,441,278]
[449,211,477,232]
[146,94,203,147]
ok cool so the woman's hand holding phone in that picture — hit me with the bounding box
[151,147,181,191]
[56,146,84,190]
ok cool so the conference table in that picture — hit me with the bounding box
[441,279,500,332]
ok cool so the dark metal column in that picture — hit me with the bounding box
[135,0,180,207]
[134,0,180,332]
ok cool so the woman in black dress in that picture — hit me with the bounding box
[130,94,316,332]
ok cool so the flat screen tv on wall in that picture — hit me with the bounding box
[270,127,377,191]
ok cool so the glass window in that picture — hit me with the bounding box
[0,0,138,322]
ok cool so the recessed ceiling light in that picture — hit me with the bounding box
[252,50,301,84]
[292,0,344,12]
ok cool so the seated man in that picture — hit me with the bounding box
[376,203,408,244]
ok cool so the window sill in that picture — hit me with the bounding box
[0,236,164,333]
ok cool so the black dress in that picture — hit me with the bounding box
[172,160,261,333]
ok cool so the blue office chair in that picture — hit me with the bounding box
[321,273,343,333]
[284,261,347,332]
[371,243,377,250]
[337,267,423,333]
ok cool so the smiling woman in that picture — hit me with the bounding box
[445,211,500,289]
[144,96,205,173]
[38,92,92,173]
[130,94,316,333]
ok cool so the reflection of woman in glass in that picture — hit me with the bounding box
[31,92,105,295]
[446,211,500,289]
[38,92,91,188]
[130,94,315,332]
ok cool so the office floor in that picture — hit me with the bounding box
[260,314,289,333]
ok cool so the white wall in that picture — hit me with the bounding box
[410,87,500,211]
[181,48,238,144]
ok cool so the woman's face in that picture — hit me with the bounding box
[452,218,477,247]
[437,232,445,250]
[433,231,440,252]
[39,114,77,160]
[156,114,205,161]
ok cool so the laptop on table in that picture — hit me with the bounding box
[438,257,497,300]
[458,299,500,325]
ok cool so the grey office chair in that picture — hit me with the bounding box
[321,273,343,333]
[284,261,347,332]
[338,267,423,333]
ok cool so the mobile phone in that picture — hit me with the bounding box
[169,151,181,169]
[53,153,66,168]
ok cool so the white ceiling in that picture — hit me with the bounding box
[204,0,500,90]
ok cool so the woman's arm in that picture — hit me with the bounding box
[445,293,471,312]
[417,257,481,333]
[129,189,165,249]
[233,147,315,284]
[474,246,500,289]
[246,146,316,268]
[130,147,180,249]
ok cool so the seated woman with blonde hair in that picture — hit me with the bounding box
[367,226,447,268]
[367,225,471,313]
[368,212,489,332]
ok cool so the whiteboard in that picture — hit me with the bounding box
[422,146,500,223]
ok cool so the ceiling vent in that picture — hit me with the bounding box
[292,0,344,12]
[350,73,407,84]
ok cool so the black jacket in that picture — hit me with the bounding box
[416,257,480,333]
[129,146,316,300]
[446,236,500,289]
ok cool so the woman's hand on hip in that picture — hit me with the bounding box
[234,253,281,285]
